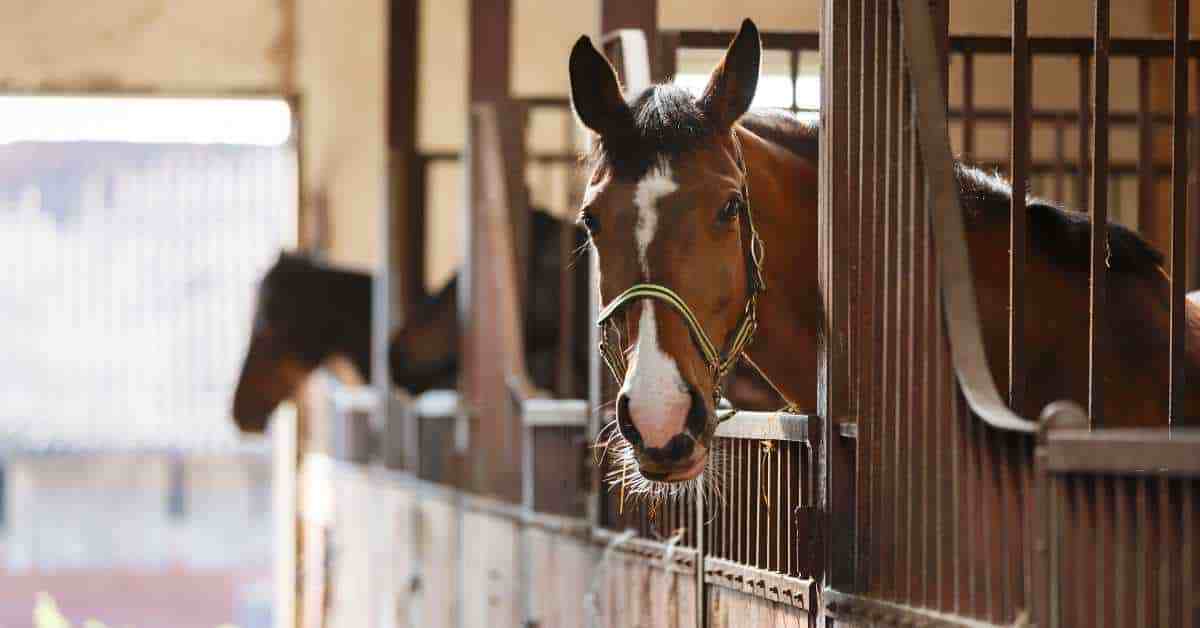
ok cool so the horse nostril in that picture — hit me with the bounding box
[642,432,696,465]
[616,393,643,449]
[663,432,695,461]
[685,385,708,436]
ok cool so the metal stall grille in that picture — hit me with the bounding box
[819,0,1046,624]
[703,413,820,614]
[1037,429,1200,628]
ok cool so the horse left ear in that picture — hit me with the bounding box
[699,19,761,129]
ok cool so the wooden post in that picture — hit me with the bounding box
[600,0,660,80]
[389,0,423,325]
[272,403,298,628]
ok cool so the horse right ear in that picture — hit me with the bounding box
[569,36,633,138]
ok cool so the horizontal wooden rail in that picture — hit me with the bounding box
[713,411,815,443]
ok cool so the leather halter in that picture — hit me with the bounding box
[595,132,768,413]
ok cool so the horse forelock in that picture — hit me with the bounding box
[586,84,710,181]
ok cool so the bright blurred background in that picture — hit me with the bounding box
[0,96,296,628]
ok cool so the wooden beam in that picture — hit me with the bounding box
[600,0,659,80]
[470,0,513,102]
[388,0,424,322]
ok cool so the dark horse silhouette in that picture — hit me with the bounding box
[231,209,591,432]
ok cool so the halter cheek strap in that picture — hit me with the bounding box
[596,132,774,415]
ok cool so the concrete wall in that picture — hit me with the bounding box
[295,0,387,269]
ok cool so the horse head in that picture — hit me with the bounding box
[570,21,763,483]
[232,252,371,432]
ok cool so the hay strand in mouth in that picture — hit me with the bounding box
[592,421,728,512]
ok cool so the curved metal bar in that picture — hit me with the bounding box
[900,0,1041,434]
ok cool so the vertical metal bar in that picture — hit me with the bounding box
[1191,61,1200,292]
[1159,477,1176,627]
[1055,118,1067,203]
[775,438,782,572]
[1080,52,1093,214]
[1099,478,1116,628]
[856,0,878,594]
[1089,0,1110,427]
[1171,0,1190,425]
[874,0,897,598]
[908,77,925,607]
[963,52,976,161]
[744,438,751,566]
[1183,480,1196,628]
[1138,477,1157,628]
[1139,57,1156,243]
[1010,0,1029,412]
[895,27,914,603]
[820,0,857,591]
[790,48,801,113]
[786,441,792,576]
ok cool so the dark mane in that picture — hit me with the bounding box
[739,108,819,163]
[586,84,711,179]
[955,163,1164,274]
[585,84,819,179]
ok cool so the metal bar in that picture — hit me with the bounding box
[790,47,800,112]
[1043,428,1200,475]
[1080,53,1093,215]
[1183,480,1197,628]
[668,29,1200,60]
[1088,0,1110,427]
[1099,478,1116,628]
[947,106,1174,126]
[948,34,1200,58]
[1137,476,1152,627]
[873,0,892,600]
[962,53,976,161]
[1171,0,1190,426]
[902,0,1041,435]
[1191,66,1200,292]
[1139,57,1156,243]
[1010,0,1029,412]
[671,30,820,52]
[1159,477,1176,626]
[820,0,858,591]
[714,412,813,442]
[1055,118,1067,202]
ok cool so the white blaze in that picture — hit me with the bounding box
[633,164,677,276]
[621,305,691,448]
[620,164,690,448]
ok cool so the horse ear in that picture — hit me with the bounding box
[569,36,633,137]
[699,19,761,129]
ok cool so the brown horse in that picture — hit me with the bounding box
[231,253,374,432]
[231,210,595,432]
[569,19,1200,487]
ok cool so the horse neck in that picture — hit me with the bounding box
[736,126,823,410]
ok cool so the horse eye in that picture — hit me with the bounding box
[718,198,741,223]
[579,211,601,235]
